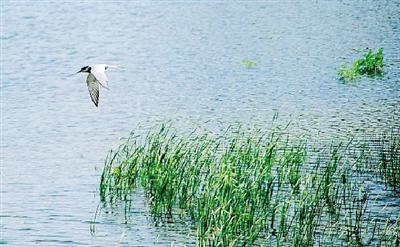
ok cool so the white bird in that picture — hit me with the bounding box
[76,64,122,107]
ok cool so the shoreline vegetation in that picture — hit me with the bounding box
[97,119,399,246]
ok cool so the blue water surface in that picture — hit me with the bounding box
[1,1,399,246]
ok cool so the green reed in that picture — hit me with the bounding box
[378,130,400,192]
[99,120,399,246]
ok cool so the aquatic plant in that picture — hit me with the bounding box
[242,59,258,68]
[337,48,383,83]
[378,130,400,192]
[98,120,400,246]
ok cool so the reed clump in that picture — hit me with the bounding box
[99,120,400,246]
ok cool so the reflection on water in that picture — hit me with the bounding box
[2,1,399,246]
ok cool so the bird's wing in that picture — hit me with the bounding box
[86,73,100,107]
[90,64,109,90]
[105,64,124,69]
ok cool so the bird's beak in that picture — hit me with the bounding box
[76,71,81,74]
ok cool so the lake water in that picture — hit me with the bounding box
[2,1,399,246]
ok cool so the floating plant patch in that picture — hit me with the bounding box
[243,59,259,68]
[337,48,383,83]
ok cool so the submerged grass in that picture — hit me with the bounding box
[98,120,400,246]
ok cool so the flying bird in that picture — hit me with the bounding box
[76,64,122,107]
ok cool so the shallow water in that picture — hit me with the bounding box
[2,1,399,246]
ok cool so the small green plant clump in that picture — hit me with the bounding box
[337,48,383,83]
[243,59,258,68]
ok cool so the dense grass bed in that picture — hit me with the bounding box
[98,120,399,246]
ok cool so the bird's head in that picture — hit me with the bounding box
[76,66,91,74]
